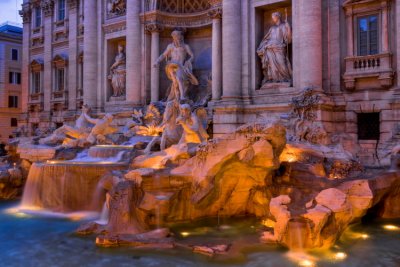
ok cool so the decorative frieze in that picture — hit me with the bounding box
[141,10,212,29]
[103,21,126,35]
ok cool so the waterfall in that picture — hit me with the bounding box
[20,162,126,213]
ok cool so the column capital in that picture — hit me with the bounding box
[145,23,164,34]
[41,0,54,17]
[208,7,222,19]
[19,3,32,24]
[67,0,79,10]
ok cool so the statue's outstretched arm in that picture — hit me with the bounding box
[83,113,98,125]
[154,46,171,67]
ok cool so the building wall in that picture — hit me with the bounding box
[0,24,22,143]
[19,0,400,166]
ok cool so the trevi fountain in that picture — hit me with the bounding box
[2,1,400,266]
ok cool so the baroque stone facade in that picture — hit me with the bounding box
[19,0,400,166]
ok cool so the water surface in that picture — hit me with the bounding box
[1,201,400,267]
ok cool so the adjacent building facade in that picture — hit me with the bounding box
[0,22,22,143]
[18,0,400,166]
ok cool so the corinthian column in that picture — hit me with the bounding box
[209,7,222,101]
[147,24,163,102]
[20,2,31,116]
[126,0,142,105]
[293,0,322,90]
[67,0,78,111]
[42,0,54,112]
[221,0,242,100]
[83,0,98,108]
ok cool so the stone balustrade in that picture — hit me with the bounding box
[343,52,394,90]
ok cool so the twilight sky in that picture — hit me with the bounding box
[0,0,23,25]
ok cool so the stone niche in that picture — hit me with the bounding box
[158,27,212,101]
[252,0,292,91]
[106,38,126,102]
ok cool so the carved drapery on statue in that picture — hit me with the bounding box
[154,30,199,101]
[257,12,292,86]
[108,44,126,98]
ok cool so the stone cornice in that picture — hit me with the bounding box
[140,10,212,29]
[103,20,127,35]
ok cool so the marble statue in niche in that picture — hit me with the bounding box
[257,11,292,85]
[154,30,199,101]
[107,0,126,16]
[108,44,126,98]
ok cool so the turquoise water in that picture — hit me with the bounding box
[1,200,400,267]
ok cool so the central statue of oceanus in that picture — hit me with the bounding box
[154,30,199,101]
[257,11,292,85]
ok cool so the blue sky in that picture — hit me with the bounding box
[0,0,23,24]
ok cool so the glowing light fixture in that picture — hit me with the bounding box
[383,225,400,231]
[334,252,347,260]
[298,259,315,267]
[180,232,190,237]
[361,234,369,239]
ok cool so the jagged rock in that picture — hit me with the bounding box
[269,195,291,242]
[76,222,107,235]
[106,180,148,234]
[132,143,197,169]
[124,168,155,185]
[96,228,173,248]
[192,244,230,256]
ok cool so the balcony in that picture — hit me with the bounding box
[28,92,44,112]
[343,53,394,90]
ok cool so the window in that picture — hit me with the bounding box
[11,49,18,61]
[357,112,380,140]
[58,0,66,21]
[55,68,65,91]
[9,72,21,85]
[35,7,42,28]
[8,96,18,108]
[357,15,379,56]
[10,118,18,127]
[32,72,41,93]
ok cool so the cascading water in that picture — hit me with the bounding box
[20,161,127,213]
